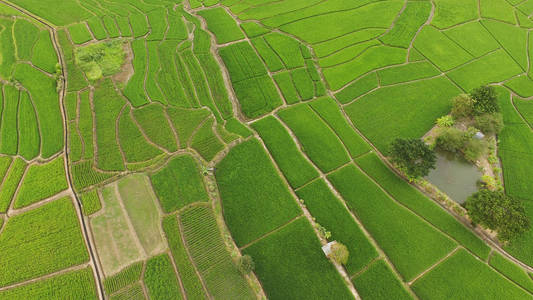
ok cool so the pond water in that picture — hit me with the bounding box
[425,151,482,204]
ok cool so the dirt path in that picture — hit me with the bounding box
[0,1,106,298]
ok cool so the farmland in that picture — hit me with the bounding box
[1,0,533,299]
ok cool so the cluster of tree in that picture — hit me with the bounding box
[436,86,503,162]
[389,138,436,179]
[466,190,530,242]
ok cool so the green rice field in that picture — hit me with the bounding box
[0,0,532,299]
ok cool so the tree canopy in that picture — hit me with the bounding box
[470,86,500,115]
[389,138,436,179]
[466,190,530,242]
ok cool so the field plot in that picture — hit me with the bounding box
[0,197,89,286]
[352,260,413,300]
[150,154,208,213]
[412,249,531,299]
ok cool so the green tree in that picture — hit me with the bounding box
[436,115,454,127]
[436,127,467,153]
[329,242,349,265]
[237,255,255,274]
[466,190,530,241]
[389,138,436,179]
[474,113,504,135]
[470,86,500,115]
[451,94,475,118]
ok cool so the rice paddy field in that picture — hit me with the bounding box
[0,0,532,299]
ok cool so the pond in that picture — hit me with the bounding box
[425,151,482,204]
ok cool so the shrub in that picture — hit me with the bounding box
[470,86,500,115]
[451,94,475,118]
[436,115,454,127]
[329,242,349,265]
[464,138,488,162]
[466,190,530,241]
[238,255,255,274]
[389,138,436,179]
[435,127,467,153]
[474,113,504,135]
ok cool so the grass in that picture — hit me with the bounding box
[443,21,499,57]
[117,174,166,256]
[166,107,210,148]
[489,252,533,293]
[308,97,371,158]
[118,106,162,163]
[79,189,101,216]
[18,93,41,160]
[0,158,27,212]
[264,33,305,69]
[415,25,474,70]
[251,116,319,188]
[0,197,89,286]
[102,16,120,38]
[146,42,166,104]
[327,164,456,281]
[162,215,208,300]
[318,40,380,68]
[8,0,92,26]
[313,28,385,58]
[380,1,431,48]
[447,49,523,91]
[243,217,353,300]
[352,260,413,300]
[13,18,39,60]
[216,139,301,246]
[109,283,144,300]
[86,17,107,40]
[197,53,234,119]
[480,0,516,24]
[345,76,459,152]
[75,40,125,81]
[218,41,267,83]
[71,161,115,191]
[241,22,269,38]
[180,206,255,299]
[356,152,491,259]
[150,154,208,213]
[225,117,252,137]
[231,75,283,118]
[93,79,125,171]
[13,63,63,158]
[146,9,167,41]
[123,39,148,107]
[251,37,284,72]
[291,68,314,100]
[103,261,143,295]
[412,249,531,299]
[0,84,19,155]
[0,268,97,299]
[0,19,15,79]
[482,19,528,70]
[144,254,184,300]
[296,179,378,275]
[198,7,244,44]
[190,117,225,161]
[68,22,93,45]
[90,184,143,276]
[505,75,533,98]
[14,155,68,209]
[273,72,300,104]
[432,0,478,29]
[278,103,350,172]
[132,104,178,152]
[335,72,378,104]
[378,61,440,86]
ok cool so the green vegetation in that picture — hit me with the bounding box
[75,40,125,81]
[180,206,255,299]
[353,260,413,300]
[198,7,244,44]
[489,252,533,293]
[14,156,68,208]
[150,154,208,213]
[103,261,143,295]
[243,217,353,300]
[144,254,183,300]
[389,138,436,179]
[216,139,301,246]
[251,116,319,189]
[0,197,89,286]
[79,189,101,216]
[0,158,27,212]
[412,249,531,299]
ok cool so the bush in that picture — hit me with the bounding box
[435,127,467,153]
[474,113,504,135]
[470,86,500,115]
[389,138,436,179]
[238,255,255,274]
[329,242,349,265]
[451,94,475,118]
[436,115,454,127]
[464,138,488,162]
[466,190,530,241]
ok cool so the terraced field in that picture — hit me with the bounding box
[1,0,533,299]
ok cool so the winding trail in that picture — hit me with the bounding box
[0,1,105,298]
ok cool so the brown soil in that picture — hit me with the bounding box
[112,42,134,84]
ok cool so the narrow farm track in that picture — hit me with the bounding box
[0,1,106,298]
